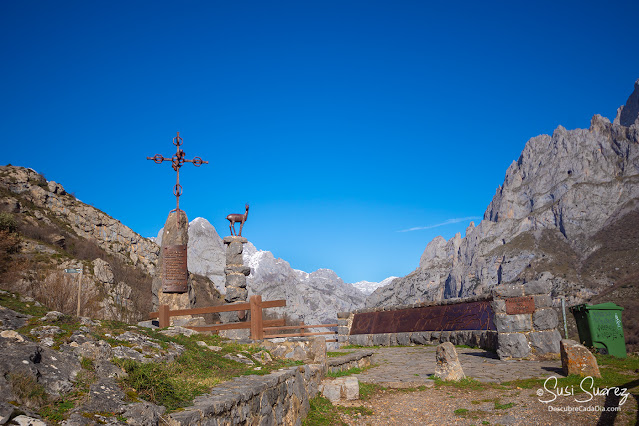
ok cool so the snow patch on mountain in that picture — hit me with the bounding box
[351,277,399,295]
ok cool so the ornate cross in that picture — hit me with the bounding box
[147,131,208,213]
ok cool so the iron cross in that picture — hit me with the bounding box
[147,132,208,213]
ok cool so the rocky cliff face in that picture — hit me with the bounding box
[0,166,160,321]
[177,218,366,325]
[367,80,639,309]
[0,166,159,274]
[243,242,366,325]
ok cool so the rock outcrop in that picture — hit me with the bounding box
[0,166,159,275]
[243,242,366,326]
[367,80,639,309]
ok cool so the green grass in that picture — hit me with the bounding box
[112,332,304,411]
[39,400,75,423]
[303,392,375,425]
[0,290,49,318]
[327,351,354,357]
[325,366,365,378]
[303,396,347,426]
[494,401,515,410]
[359,382,386,400]
[503,353,639,396]
[8,373,48,408]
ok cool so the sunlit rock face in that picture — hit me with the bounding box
[182,219,367,325]
[367,80,639,309]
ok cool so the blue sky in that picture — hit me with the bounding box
[2,1,638,284]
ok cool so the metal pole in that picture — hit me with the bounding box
[77,269,83,317]
[561,296,568,339]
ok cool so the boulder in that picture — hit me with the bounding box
[39,311,65,322]
[434,342,465,381]
[560,339,601,377]
[47,181,66,195]
[121,401,166,426]
[0,306,29,330]
[0,337,81,401]
[319,376,359,402]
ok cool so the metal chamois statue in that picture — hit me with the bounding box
[226,204,249,236]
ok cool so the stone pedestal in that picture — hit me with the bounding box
[492,281,562,360]
[152,210,196,321]
[220,236,250,338]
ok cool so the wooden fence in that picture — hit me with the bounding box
[149,295,337,341]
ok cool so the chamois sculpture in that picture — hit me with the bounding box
[226,204,249,237]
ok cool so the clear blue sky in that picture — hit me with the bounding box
[2,1,638,284]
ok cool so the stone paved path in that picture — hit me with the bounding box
[340,346,563,388]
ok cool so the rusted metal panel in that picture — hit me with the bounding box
[162,244,188,293]
[350,300,496,335]
[505,296,535,315]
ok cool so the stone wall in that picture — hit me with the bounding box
[339,288,561,360]
[327,350,373,373]
[491,281,562,359]
[167,364,323,426]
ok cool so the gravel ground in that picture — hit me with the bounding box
[335,385,639,425]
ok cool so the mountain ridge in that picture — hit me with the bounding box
[367,80,639,320]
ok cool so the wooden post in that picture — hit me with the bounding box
[250,295,263,340]
[76,270,83,317]
[159,304,170,328]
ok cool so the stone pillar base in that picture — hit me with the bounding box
[218,236,252,339]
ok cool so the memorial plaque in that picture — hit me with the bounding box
[505,296,535,315]
[162,244,188,293]
[350,300,496,335]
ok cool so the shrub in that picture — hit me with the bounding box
[0,212,17,232]
[9,372,48,408]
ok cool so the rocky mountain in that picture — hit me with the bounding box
[171,218,367,325]
[351,277,399,295]
[243,242,366,325]
[367,79,639,320]
[0,166,162,322]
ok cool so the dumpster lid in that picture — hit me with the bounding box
[583,302,624,311]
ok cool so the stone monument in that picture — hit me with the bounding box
[147,132,208,324]
[152,210,195,314]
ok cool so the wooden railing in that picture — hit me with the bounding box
[149,295,337,341]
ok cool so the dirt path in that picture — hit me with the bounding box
[337,385,638,425]
[331,347,638,425]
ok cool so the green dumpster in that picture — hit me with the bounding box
[570,302,626,358]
